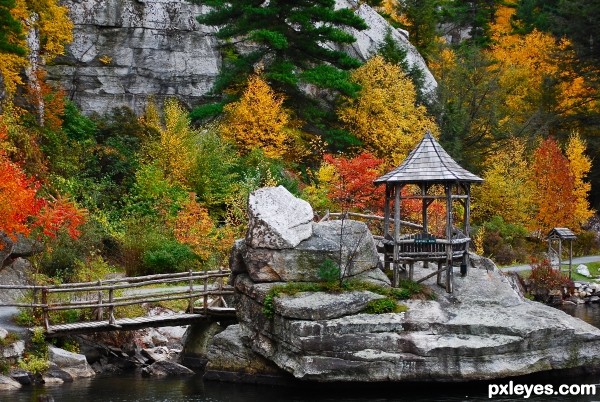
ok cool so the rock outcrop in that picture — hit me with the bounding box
[236,186,388,284]
[205,186,600,383]
[228,261,600,382]
[47,0,436,115]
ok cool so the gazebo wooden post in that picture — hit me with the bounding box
[567,238,573,278]
[383,185,391,272]
[393,183,402,287]
[462,184,471,276]
[422,183,429,269]
[558,239,562,273]
[445,183,453,293]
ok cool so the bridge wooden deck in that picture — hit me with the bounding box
[0,269,236,337]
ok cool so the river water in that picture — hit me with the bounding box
[4,305,600,402]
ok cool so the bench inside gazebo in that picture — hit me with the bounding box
[374,132,483,293]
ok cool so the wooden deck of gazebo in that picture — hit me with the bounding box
[374,132,483,293]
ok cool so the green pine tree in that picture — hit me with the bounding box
[0,0,25,55]
[193,0,368,97]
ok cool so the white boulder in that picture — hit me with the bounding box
[246,186,313,249]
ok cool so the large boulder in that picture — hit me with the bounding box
[225,261,600,382]
[246,186,314,250]
[244,220,385,283]
[48,346,95,378]
[204,324,287,384]
[141,360,195,377]
[0,374,22,390]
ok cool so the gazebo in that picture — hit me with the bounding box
[547,227,577,279]
[374,132,483,293]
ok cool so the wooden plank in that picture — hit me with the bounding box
[44,313,211,337]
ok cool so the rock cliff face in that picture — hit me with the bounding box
[47,0,436,115]
[47,0,219,115]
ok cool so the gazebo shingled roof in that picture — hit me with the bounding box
[547,227,577,240]
[374,132,483,184]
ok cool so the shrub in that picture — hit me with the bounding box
[317,259,340,283]
[141,239,197,274]
[573,230,600,256]
[18,355,49,375]
[528,258,572,300]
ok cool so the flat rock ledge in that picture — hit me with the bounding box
[207,261,600,383]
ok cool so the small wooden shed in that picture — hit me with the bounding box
[374,132,483,292]
[547,227,577,278]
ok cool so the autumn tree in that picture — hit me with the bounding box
[0,123,85,241]
[338,55,438,165]
[530,137,577,234]
[566,132,594,228]
[172,193,234,266]
[323,152,386,213]
[142,99,199,188]
[220,75,291,160]
[471,138,533,226]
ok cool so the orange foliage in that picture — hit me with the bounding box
[172,193,235,265]
[26,70,66,130]
[0,124,85,241]
[323,153,386,213]
[530,137,577,234]
[172,194,216,262]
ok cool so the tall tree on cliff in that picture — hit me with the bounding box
[190,0,368,148]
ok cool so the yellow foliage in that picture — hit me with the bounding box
[472,138,534,226]
[487,4,593,126]
[0,0,73,95]
[301,163,338,212]
[142,99,198,188]
[0,54,27,95]
[220,75,291,159]
[35,0,73,61]
[566,133,594,228]
[338,55,438,165]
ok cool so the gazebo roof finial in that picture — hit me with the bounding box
[374,132,483,185]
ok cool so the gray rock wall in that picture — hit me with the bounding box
[47,0,436,115]
[47,0,220,115]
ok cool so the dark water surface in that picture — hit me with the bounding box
[4,304,600,402]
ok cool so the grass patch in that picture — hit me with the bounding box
[364,298,408,314]
[262,279,429,318]
[0,332,20,346]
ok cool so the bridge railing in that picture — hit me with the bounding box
[0,269,233,331]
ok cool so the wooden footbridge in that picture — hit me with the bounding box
[0,270,236,337]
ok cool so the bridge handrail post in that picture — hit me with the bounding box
[203,274,208,315]
[32,287,40,321]
[108,287,116,325]
[97,280,103,321]
[41,287,50,330]
[187,269,194,313]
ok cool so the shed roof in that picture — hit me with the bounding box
[374,132,484,184]
[547,227,577,240]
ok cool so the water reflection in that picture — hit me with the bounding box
[559,303,600,328]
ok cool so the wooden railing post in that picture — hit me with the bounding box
[187,269,194,313]
[96,280,103,321]
[41,287,49,330]
[108,287,116,325]
[203,273,208,315]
